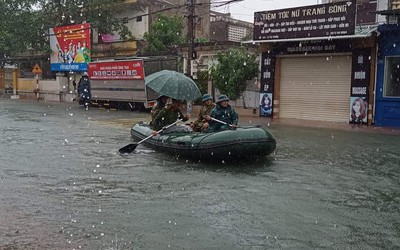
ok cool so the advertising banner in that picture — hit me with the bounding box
[349,49,371,124]
[254,0,356,41]
[87,60,145,80]
[49,23,91,72]
[260,51,275,117]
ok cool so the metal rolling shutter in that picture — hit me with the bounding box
[279,55,352,122]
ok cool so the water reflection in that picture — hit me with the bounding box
[1,99,400,249]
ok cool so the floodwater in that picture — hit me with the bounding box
[0,98,399,249]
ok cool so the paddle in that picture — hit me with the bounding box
[119,119,182,154]
[210,117,261,129]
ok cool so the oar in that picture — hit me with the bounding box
[210,117,261,129]
[119,119,181,154]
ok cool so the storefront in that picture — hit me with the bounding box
[375,24,400,127]
[253,0,377,124]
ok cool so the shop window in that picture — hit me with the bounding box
[384,56,400,97]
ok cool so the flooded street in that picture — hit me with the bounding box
[0,98,399,249]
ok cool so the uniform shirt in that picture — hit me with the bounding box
[209,104,238,132]
[152,107,188,131]
[193,103,216,130]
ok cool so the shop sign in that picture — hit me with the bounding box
[274,39,353,55]
[87,60,145,80]
[349,49,371,124]
[254,0,356,41]
[260,51,275,117]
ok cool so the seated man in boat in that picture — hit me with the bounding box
[206,94,238,132]
[152,98,191,135]
[149,95,168,126]
[190,94,216,132]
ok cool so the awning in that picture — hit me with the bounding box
[243,25,378,44]
[376,9,400,16]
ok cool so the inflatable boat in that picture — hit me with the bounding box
[130,122,276,161]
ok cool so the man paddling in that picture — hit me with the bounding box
[206,94,238,132]
[151,98,191,135]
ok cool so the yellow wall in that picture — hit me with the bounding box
[17,78,36,91]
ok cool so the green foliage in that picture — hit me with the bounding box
[1,0,41,56]
[195,37,208,43]
[210,48,259,100]
[143,14,184,52]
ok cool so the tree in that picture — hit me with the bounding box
[210,48,259,100]
[143,14,185,52]
[0,0,42,64]
[1,0,132,65]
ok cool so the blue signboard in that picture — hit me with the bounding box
[51,63,88,72]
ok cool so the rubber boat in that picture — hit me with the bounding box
[130,122,277,161]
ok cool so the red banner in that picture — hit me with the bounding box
[88,60,145,80]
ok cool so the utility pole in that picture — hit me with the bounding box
[187,0,196,77]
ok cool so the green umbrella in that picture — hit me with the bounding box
[145,70,202,101]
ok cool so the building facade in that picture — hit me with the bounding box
[252,0,379,124]
[210,11,253,42]
[375,0,400,127]
[91,0,210,59]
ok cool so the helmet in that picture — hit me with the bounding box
[216,94,229,103]
[202,94,212,102]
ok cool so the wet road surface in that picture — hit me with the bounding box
[0,98,399,249]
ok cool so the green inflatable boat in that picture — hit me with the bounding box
[130,122,277,161]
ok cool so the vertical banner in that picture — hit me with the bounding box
[260,51,275,117]
[49,23,91,72]
[349,49,371,124]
